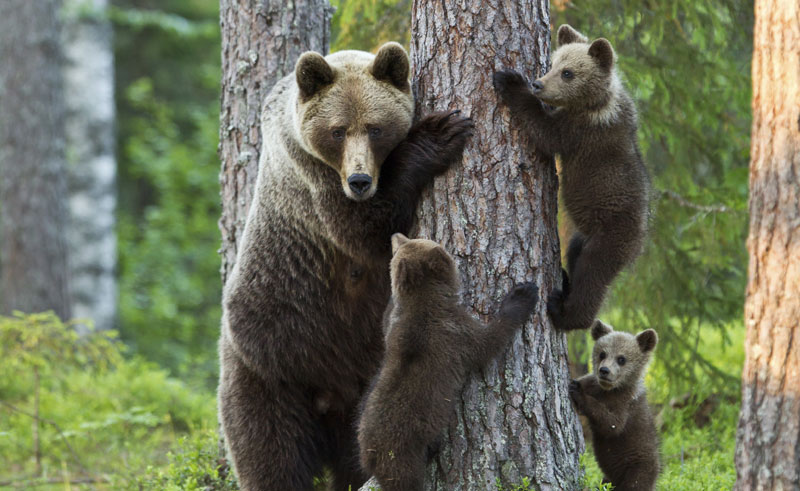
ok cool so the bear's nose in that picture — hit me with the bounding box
[347,174,373,196]
[598,367,610,376]
[532,80,544,93]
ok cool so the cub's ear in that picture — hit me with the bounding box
[591,320,613,340]
[371,42,410,92]
[636,329,658,353]
[588,38,615,72]
[296,52,334,101]
[391,233,410,255]
[557,24,588,47]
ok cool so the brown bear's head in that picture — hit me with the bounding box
[294,43,414,201]
[531,25,619,114]
[590,320,657,391]
[389,233,459,295]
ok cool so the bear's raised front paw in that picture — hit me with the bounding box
[492,70,528,98]
[568,380,585,409]
[413,110,474,172]
[499,282,539,324]
[546,288,567,323]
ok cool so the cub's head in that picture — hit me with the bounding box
[532,24,618,110]
[590,320,657,391]
[389,234,459,295]
[294,43,414,201]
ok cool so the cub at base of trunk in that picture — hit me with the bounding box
[357,233,539,491]
[493,24,649,332]
[570,320,660,491]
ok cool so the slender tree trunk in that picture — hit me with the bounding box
[218,0,333,283]
[217,0,333,471]
[0,0,72,320]
[411,2,581,488]
[62,0,117,332]
[734,0,800,488]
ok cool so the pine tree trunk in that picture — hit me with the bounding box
[0,0,72,320]
[63,0,117,332]
[734,0,800,488]
[367,2,584,490]
[218,0,333,283]
[217,0,333,472]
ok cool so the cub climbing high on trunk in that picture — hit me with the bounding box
[493,24,649,331]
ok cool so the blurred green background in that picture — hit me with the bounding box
[0,0,751,488]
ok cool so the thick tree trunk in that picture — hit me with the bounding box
[218,0,333,283]
[63,0,117,332]
[409,2,581,489]
[0,0,72,320]
[734,0,800,488]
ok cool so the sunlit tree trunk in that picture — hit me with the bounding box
[0,0,72,320]
[734,0,800,488]
[218,0,333,283]
[63,0,117,332]
[217,0,333,471]
[364,2,583,489]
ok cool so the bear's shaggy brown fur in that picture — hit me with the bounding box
[493,24,649,332]
[570,321,660,490]
[218,43,473,491]
[357,234,539,491]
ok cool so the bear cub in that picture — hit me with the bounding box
[493,24,649,332]
[358,233,539,491]
[570,320,660,491]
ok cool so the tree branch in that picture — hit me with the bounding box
[658,189,736,214]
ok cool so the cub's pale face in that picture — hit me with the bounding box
[295,45,414,201]
[591,323,657,391]
[534,45,611,109]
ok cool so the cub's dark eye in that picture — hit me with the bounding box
[368,127,383,139]
[331,128,345,141]
[561,69,574,80]
[599,351,607,360]
[617,356,626,366]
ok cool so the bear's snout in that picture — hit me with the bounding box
[532,80,544,93]
[347,173,373,197]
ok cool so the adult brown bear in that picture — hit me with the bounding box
[217,43,472,491]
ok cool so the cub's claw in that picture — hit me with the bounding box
[500,281,539,324]
[493,69,529,96]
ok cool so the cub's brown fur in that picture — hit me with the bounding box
[570,321,660,490]
[218,43,473,491]
[493,24,649,331]
[358,234,539,491]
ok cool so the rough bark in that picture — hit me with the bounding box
[63,0,117,332]
[218,0,333,283]
[0,0,72,320]
[734,0,800,488]
[405,1,582,488]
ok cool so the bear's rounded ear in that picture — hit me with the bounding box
[391,233,410,255]
[296,52,334,101]
[636,329,658,353]
[371,42,410,92]
[588,38,615,72]
[591,320,613,340]
[557,24,588,47]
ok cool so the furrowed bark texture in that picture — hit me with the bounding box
[734,0,800,488]
[63,0,117,332]
[218,0,333,283]
[0,0,72,320]
[410,2,582,489]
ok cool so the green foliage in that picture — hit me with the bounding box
[133,430,238,490]
[330,0,411,51]
[553,0,752,391]
[0,313,218,488]
[114,0,222,387]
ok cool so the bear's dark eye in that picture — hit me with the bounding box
[561,69,574,80]
[331,128,346,141]
[617,356,626,366]
[599,351,606,360]
[368,127,383,139]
